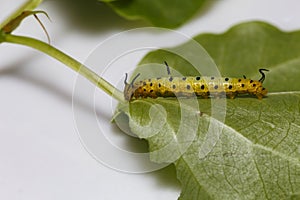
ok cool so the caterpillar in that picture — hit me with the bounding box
[124,62,269,101]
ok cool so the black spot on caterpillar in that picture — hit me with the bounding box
[124,62,269,101]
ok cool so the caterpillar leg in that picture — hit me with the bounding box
[201,92,210,99]
[256,94,263,100]
[226,92,237,99]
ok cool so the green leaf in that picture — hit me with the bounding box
[195,21,300,92]
[115,21,300,199]
[101,0,207,28]
[176,94,300,200]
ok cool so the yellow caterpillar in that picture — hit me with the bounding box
[124,62,268,101]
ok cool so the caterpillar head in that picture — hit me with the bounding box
[247,80,267,99]
[255,68,269,99]
[255,83,268,99]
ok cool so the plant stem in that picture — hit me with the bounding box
[1,32,125,103]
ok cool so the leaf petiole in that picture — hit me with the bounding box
[0,32,125,103]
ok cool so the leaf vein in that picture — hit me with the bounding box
[253,157,270,200]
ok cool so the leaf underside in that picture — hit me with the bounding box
[115,21,300,200]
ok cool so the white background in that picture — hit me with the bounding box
[1,0,300,199]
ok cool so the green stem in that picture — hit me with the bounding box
[1,32,125,103]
